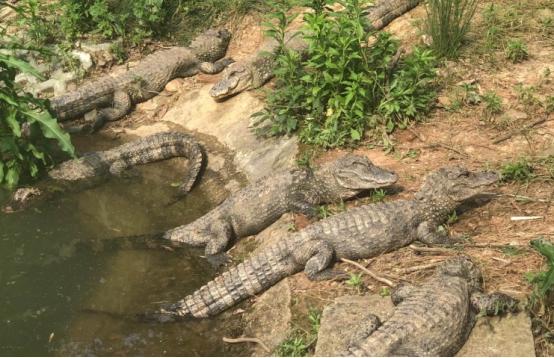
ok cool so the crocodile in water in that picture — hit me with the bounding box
[3,131,203,213]
[163,154,398,255]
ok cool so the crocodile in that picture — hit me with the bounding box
[51,29,233,133]
[2,131,203,213]
[144,166,499,321]
[344,256,519,356]
[209,0,420,101]
[163,154,398,256]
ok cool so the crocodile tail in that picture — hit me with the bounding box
[172,133,204,195]
[152,240,299,320]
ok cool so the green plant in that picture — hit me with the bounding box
[254,0,437,149]
[0,52,75,188]
[514,84,540,107]
[447,210,459,224]
[13,0,58,47]
[317,205,331,219]
[545,96,554,114]
[346,272,364,290]
[276,335,310,357]
[308,308,322,334]
[501,245,524,257]
[528,239,554,298]
[379,286,391,297]
[424,0,478,58]
[505,39,529,63]
[501,159,534,182]
[110,41,128,64]
[482,91,503,118]
[370,189,387,203]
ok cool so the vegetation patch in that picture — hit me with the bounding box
[253,0,438,149]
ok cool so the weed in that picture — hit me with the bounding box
[379,286,391,297]
[528,238,554,298]
[296,149,314,168]
[316,205,331,220]
[346,273,364,291]
[482,91,503,119]
[505,39,529,63]
[545,96,554,114]
[501,159,534,182]
[276,335,309,357]
[424,0,478,58]
[501,245,524,257]
[0,42,75,188]
[514,84,540,107]
[308,308,321,334]
[370,189,387,203]
[254,0,437,148]
[447,211,459,225]
[110,42,128,64]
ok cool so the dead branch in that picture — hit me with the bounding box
[397,262,442,274]
[223,337,270,353]
[340,258,395,287]
[409,244,456,254]
[492,115,551,144]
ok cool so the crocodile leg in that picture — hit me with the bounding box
[470,292,519,316]
[347,314,382,356]
[199,58,235,74]
[416,221,459,245]
[302,239,335,280]
[390,282,416,305]
[205,221,234,255]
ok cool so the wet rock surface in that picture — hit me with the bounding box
[315,294,536,357]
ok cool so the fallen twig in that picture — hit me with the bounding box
[492,115,551,144]
[409,244,455,254]
[340,258,395,287]
[223,337,270,353]
[407,128,469,158]
[397,262,442,274]
[511,216,544,221]
[492,193,551,203]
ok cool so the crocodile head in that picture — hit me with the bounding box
[2,187,43,213]
[189,28,232,63]
[209,62,252,101]
[319,154,398,198]
[437,256,483,291]
[416,166,499,203]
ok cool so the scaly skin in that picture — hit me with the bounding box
[51,29,233,133]
[345,257,519,356]
[163,154,398,255]
[3,132,203,213]
[209,0,421,101]
[146,166,500,321]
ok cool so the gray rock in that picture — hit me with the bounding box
[242,278,292,356]
[315,294,536,357]
[71,50,93,72]
[456,313,536,357]
[161,84,298,182]
[315,295,394,356]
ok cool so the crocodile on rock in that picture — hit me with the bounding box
[344,256,519,356]
[145,166,500,321]
[162,154,398,256]
[209,0,420,101]
[51,29,233,133]
[2,132,203,213]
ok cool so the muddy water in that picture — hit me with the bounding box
[0,134,247,356]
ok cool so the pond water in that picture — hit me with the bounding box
[0,135,246,356]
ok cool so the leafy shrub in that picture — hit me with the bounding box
[501,159,534,182]
[505,39,529,63]
[254,0,437,148]
[482,91,503,118]
[0,52,75,188]
[425,0,478,58]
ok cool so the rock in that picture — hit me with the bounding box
[456,313,536,357]
[71,50,93,72]
[207,154,226,172]
[242,279,292,356]
[161,84,298,182]
[315,294,536,357]
[165,78,184,92]
[315,295,394,356]
[437,96,452,108]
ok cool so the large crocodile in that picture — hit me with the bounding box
[51,29,233,133]
[344,256,519,356]
[2,132,203,213]
[163,154,398,255]
[209,0,420,101]
[145,166,499,320]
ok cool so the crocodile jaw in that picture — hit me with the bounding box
[209,64,253,101]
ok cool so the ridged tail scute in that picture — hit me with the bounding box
[151,241,299,320]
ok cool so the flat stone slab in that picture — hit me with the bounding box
[162,84,298,182]
[315,294,536,357]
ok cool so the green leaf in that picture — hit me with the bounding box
[6,165,20,189]
[23,109,75,158]
[5,107,21,137]
[0,54,44,80]
[350,129,361,140]
[0,162,4,183]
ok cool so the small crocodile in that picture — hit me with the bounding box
[163,154,398,255]
[51,29,233,133]
[145,166,499,320]
[345,256,519,356]
[209,0,420,101]
[3,132,203,213]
